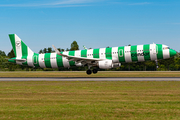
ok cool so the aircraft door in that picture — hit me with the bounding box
[152,44,158,54]
[119,49,123,57]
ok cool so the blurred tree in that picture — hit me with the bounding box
[70,41,79,51]
[7,49,15,58]
[39,49,43,54]
[47,47,52,53]
[43,48,47,53]
[66,48,70,51]
[0,50,6,56]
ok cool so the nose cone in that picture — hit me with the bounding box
[170,49,177,57]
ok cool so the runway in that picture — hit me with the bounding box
[0,77,180,81]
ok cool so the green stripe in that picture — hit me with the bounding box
[118,47,125,62]
[131,46,138,62]
[8,58,16,63]
[22,56,28,65]
[56,54,63,67]
[21,41,28,56]
[69,51,75,66]
[143,44,151,61]
[81,50,87,58]
[33,53,39,68]
[9,34,17,57]
[44,53,51,68]
[93,49,100,58]
[157,44,163,60]
[105,48,112,60]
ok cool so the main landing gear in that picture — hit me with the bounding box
[86,69,98,75]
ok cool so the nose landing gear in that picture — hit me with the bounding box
[155,60,159,69]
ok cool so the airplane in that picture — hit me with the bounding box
[8,34,177,75]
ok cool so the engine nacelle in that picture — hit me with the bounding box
[112,63,121,68]
[98,60,121,69]
[75,62,83,67]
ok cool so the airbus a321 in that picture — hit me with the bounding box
[8,34,177,75]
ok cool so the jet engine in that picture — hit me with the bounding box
[98,60,121,69]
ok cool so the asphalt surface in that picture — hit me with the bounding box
[0,77,180,81]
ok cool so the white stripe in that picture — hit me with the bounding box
[150,44,157,60]
[15,34,22,58]
[75,50,81,57]
[50,53,58,68]
[163,45,170,59]
[62,52,70,68]
[112,47,118,63]
[124,46,132,62]
[74,50,82,66]
[137,45,145,62]
[27,56,34,67]
[39,54,46,68]
[99,48,106,59]
[27,48,34,67]
[163,49,170,59]
[87,49,93,58]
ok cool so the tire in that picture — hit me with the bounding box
[92,69,98,74]
[86,69,92,75]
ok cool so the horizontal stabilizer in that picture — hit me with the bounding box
[8,58,26,63]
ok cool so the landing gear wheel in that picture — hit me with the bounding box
[86,69,92,75]
[92,69,98,74]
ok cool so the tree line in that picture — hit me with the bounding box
[0,41,180,71]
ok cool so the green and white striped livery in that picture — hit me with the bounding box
[8,34,177,75]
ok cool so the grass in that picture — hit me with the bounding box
[0,71,180,77]
[0,81,180,119]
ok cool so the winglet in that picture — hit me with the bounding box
[52,45,68,57]
[52,45,60,54]
[83,45,87,50]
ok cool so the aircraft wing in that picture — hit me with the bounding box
[52,45,104,65]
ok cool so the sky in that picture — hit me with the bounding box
[0,0,180,54]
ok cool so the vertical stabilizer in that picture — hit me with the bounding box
[9,34,34,58]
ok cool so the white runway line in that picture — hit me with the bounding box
[0,77,180,81]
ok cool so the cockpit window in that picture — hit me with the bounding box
[163,47,170,50]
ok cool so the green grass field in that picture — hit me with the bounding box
[0,81,180,120]
[0,71,180,77]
